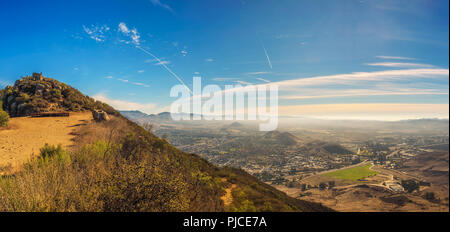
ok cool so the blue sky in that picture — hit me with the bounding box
[0,0,448,120]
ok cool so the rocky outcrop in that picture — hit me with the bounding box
[92,110,110,122]
[1,73,120,117]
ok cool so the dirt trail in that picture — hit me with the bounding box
[0,112,92,171]
[220,178,237,207]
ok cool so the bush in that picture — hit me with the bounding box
[0,109,9,127]
[38,144,70,165]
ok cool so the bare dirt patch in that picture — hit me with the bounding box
[0,112,92,172]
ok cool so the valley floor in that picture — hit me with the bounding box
[274,164,449,212]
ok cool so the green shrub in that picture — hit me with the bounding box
[38,144,71,164]
[0,109,9,127]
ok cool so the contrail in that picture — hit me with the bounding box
[136,46,192,94]
[260,41,272,69]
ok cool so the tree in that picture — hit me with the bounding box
[424,192,438,202]
[319,182,327,190]
[328,181,335,189]
[401,179,419,193]
[300,184,307,191]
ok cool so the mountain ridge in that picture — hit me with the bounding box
[0,75,333,212]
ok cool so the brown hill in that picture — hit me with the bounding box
[263,131,299,146]
[299,140,353,156]
[400,151,449,185]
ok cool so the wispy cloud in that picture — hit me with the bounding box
[278,104,449,121]
[0,79,11,87]
[106,76,150,88]
[272,68,448,88]
[365,62,434,68]
[93,94,156,113]
[246,71,270,75]
[118,22,140,45]
[82,24,110,42]
[234,80,252,85]
[132,82,150,88]
[154,60,171,65]
[281,88,448,100]
[212,77,238,81]
[376,56,416,60]
[205,58,214,62]
[261,41,273,69]
[149,0,175,14]
[136,46,191,94]
[255,77,270,83]
[137,70,145,74]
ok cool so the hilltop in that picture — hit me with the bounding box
[0,75,332,212]
[2,73,118,117]
[263,131,299,146]
[298,140,353,156]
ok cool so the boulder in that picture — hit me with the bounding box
[92,110,110,122]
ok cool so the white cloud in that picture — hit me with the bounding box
[261,42,272,69]
[117,78,129,83]
[137,70,145,74]
[149,0,175,13]
[106,76,113,79]
[212,77,238,81]
[376,56,416,60]
[181,50,188,56]
[132,82,150,88]
[255,77,270,83]
[145,58,158,63]
[118,22,130,34]
[118,22,140,45]
[234,80,252,85]
[0,79,11,87]
[93,94,156,113]
[205,58,214,62]
[246,71,269,75]
[272,68,449,88]
[82,24,110,42]
[281,88,448,100]
[154,60,170,65]
[278,104,449,121]
[365,62,434,68]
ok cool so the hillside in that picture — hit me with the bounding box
[0,75,332,212]
[263,131,299,146]
[400,151,449,185]
[2,73,119,117]
[298,140,353,156]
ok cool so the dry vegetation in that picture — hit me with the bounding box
[0,112,92,172]
[0,115,332,212]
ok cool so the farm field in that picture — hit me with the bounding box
[322,163,378,181]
